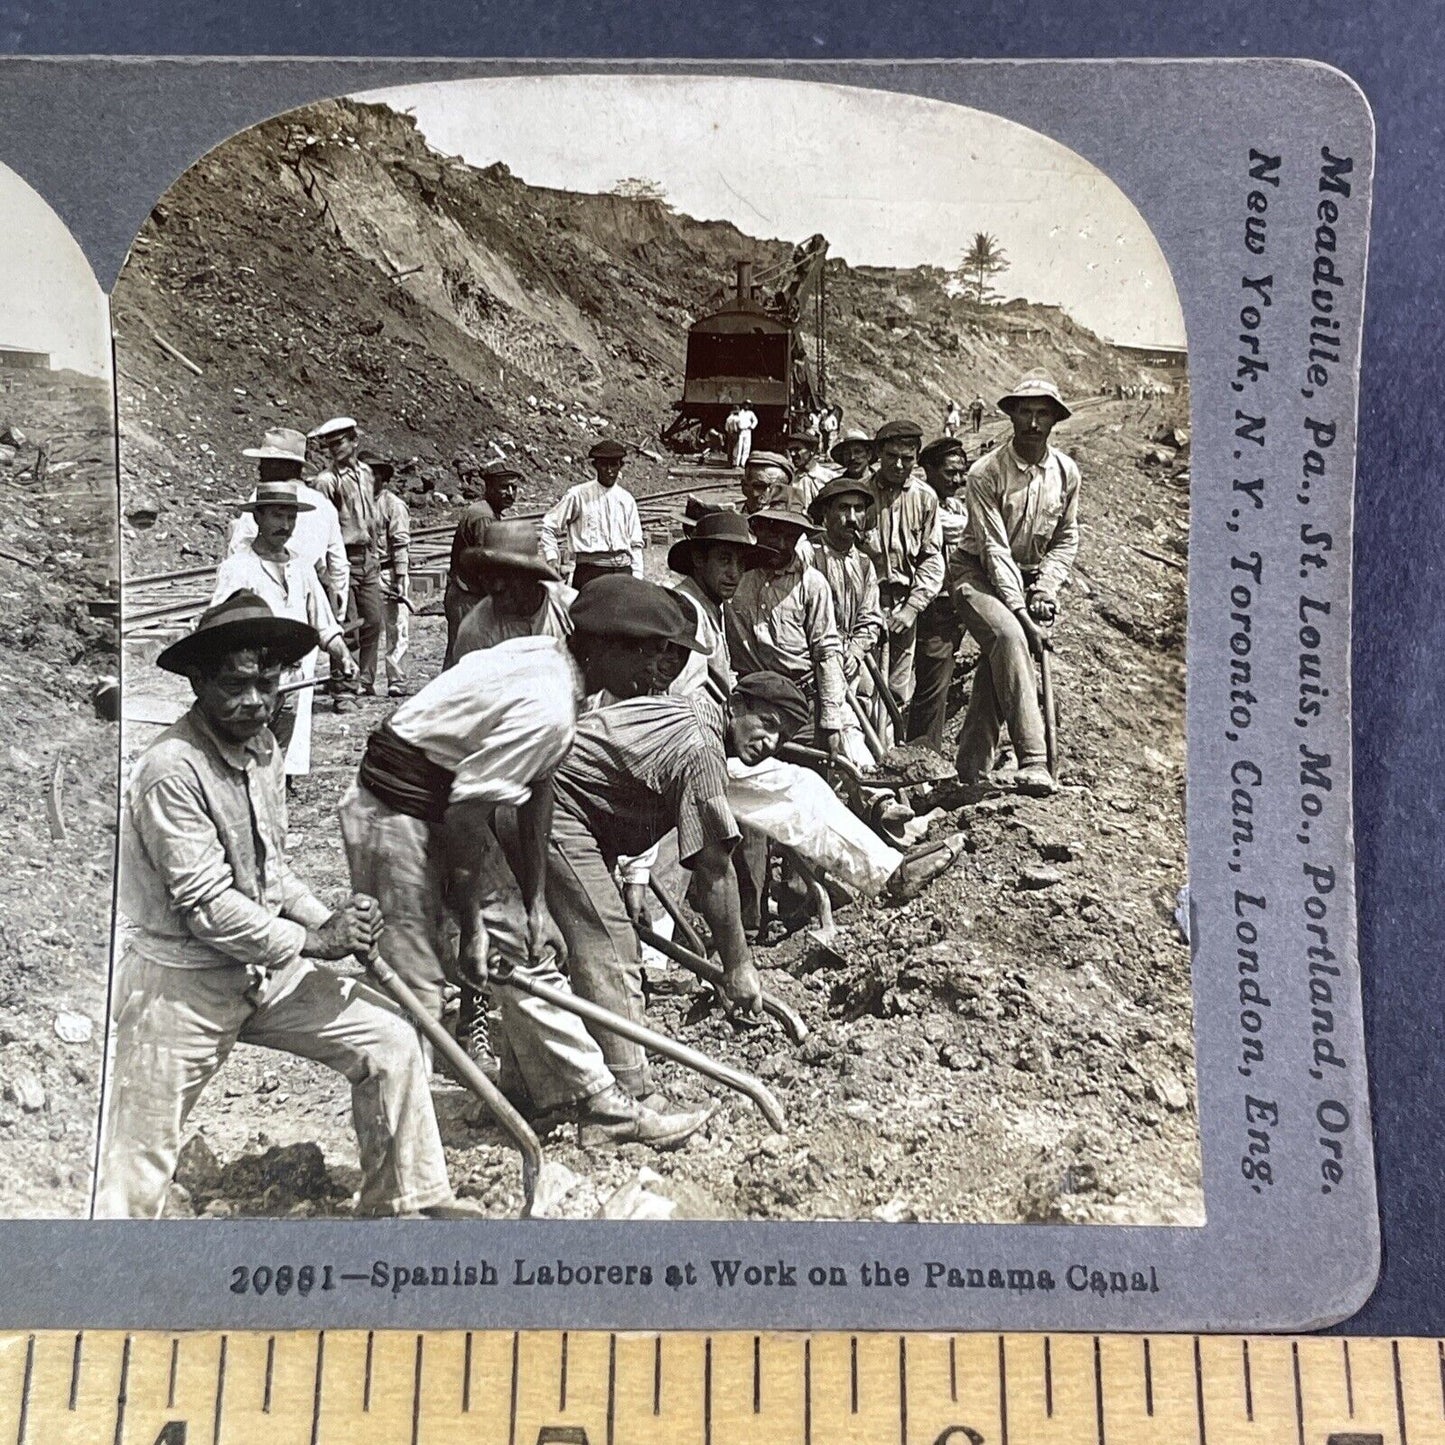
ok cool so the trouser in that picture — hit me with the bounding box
[545,807,652,1098]
[732,430,752,468]
[336,546,384,693]
[442,576,483,670]
[570,559,632,592]
[381,568,409,686]
[950,553,1047,781]
[95,949,451,1219]
[907,598,962,752]
[338,784,612,1113]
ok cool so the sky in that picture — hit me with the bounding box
[357,74,1185,349]
[0,162,110,377]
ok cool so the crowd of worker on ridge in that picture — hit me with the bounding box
[96,366,1082,1219]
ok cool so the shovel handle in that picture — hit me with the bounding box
[635,922,809,1046]
[496,964,787,1132]
[1039,647,1058,779]
[365,950,543,1214]
[645,876,707,957]
[863,651,907,735]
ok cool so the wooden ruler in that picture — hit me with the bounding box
[0,1330,1439,1444]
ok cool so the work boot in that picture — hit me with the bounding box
[457,982,500,1082]
[332,695,354,714]
[576,1084,714,1151]
[418,1196,489,1220]
[887,832,967,903]
[1015,765,1058,797]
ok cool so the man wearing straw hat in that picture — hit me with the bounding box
[227,425,348,615]
[450,518,577,662]
[829,427,877,487]
[310,416,383,709]
[96,591,483,1218]
[214,434,357,778]
[951,368,1081,798]
[443,458,522,667]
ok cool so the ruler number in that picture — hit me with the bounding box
[535,1430,590,1445]
[152,1427,188,1445]
[932,1430,985,1445]
[1325,1437,1384,1445]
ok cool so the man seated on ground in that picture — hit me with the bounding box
[95,592,483,1219]
[339,629,712,1149]
[808,475,885,765]
[951,369,1081,799]
[859,418,945,722]
[908,435,970,753]
[214,468,357,781]
[547,577,768,1104]
[443,459,522,667]
[451,519,578,661]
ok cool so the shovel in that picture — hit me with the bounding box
[1039,639,1059,779]
[636,916,810,1045]
[863,651,907,737]
[492,961,787,1132]
[363,947,551,1217]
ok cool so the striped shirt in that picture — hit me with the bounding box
[812,540,883,685]
[552,691,737,866]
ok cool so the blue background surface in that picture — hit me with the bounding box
[0,1,1436,1333]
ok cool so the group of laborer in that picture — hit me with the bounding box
[95,367,1081,1220]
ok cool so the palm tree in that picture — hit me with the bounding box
[958,232,1009,304]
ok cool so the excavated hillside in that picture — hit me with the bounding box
[112,96,1156,573]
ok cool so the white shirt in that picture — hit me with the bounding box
[388,636,578,807]
[540,480,645,575]
[211,548,342,650]
[227,482,349,600]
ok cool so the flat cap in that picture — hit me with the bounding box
[588,439,627,461]
[874,419,924,445]
[744,450,795,479]
[734,671,811,738]
[919,435,967,468]
[569,575,709,653]
[307,416,358,440]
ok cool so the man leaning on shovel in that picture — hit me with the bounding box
[949,369,1080,798]
[95,591,484,1218]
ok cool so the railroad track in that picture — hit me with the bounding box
[120,474,746,639]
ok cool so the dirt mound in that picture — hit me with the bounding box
[0,367,118,1217]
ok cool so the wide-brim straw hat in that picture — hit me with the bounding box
[807,475,877,523]
[236,480,315,513]
[156,590,317,675]
[241,427,308,462]
[667,509,781,575]
[829,428,876,465]
[997,369,1072,420]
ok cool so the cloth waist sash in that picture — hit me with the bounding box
[358,723,454,824]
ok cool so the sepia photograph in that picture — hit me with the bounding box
[103,73,1199,1226]
[0,159,118,1216]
